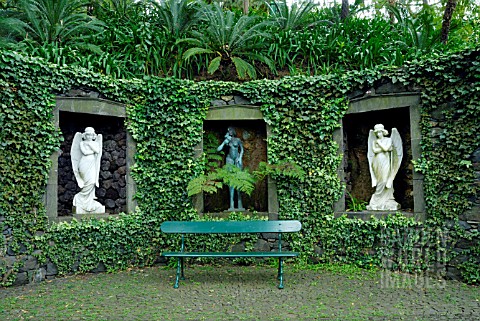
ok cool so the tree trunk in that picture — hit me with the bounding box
[243,0,249,15]
[341,0,349,20]
[441,0,457,44]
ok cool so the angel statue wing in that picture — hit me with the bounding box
[387,128,403,189]
[367,129,376,187]
[94,134,103,188]
[71,132,84,188]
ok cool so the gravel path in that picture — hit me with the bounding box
[1,264,478,320]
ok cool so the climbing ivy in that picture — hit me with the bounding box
[0,51,143,285]
[402,51,480,224]
[1,45,479,286]
[407,50,480,283]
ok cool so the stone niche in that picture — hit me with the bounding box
[57,112,127,215]
[44,96,136,221]
[343,108,413,210]
[334,93,425,220]
[203,120,267,213]
[193,100,279,219]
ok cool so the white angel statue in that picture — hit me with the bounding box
[367,124,403,211]
[71,127,105,214]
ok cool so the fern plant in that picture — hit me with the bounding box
[187,132,254,197]
[188,132,305,197]
[187,162,305,197]
[187,164,257,197]
[188,135,305,198]
[253,160,305,182]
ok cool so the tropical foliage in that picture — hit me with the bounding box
[180,2,274,79]
[0,0,478,80]
[4,0,104,65]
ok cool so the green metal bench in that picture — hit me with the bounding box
[161,220,302,289]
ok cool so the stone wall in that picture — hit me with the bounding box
[428,103,480,223]
[3,232,292,285]
[447,220,479,280]
[461,146,480,224]
[4,86,478,286]
[429,106,480,280]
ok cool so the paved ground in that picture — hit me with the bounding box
[0,264,479,320]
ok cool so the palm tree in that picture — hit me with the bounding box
[92,0,139,22]
[152,0,199,39]
[264,0,332,75]
[179,3,274,80]
[242,0,249,15]
[386,3,440,54]
[387,0,396,23]
[266,0,328,32]
[0,12,24,47]
[16,0,104,48]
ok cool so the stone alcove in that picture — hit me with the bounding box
[203,120,268,213]
[334,93,425,220]
[193,99,279,219]
[343,108,413,210]
[57,112,127,216]
[44,96,136,221]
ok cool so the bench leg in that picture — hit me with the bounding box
[180,257,185,280]
[277,257,284,289]
[174,257,183,289]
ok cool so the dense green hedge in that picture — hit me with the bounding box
[1,46,479,286]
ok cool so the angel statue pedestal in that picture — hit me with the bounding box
[367,124,403,211]
[71,127,105,214]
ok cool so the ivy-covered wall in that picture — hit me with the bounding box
[0,47,479,286]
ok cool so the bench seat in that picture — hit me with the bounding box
[162,251,300,258]
[160,220,301,289]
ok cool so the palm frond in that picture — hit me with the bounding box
[266,0,321,31]
[179,2,273,79]
[207,56,222,74]
[183,47,215,60]
[18,0,104,45]
[231,56,256,79]
[0,15,27,46]
[152,0,198,38]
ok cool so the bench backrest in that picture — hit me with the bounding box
[161,220,301,234]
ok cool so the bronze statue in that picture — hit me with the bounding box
[217,127,245,211]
